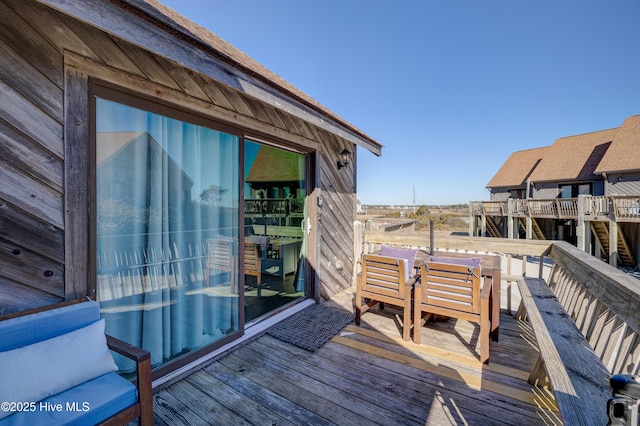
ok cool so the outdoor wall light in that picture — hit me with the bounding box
[338,149,351,169]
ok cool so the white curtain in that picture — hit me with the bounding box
[96,98,239,369]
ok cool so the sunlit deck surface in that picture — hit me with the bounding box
[153,290,561,425]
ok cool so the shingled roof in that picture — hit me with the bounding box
[595,115,640,174]
[528,128,617,182]
[488,115,640,189]
[246,146,305,184]
[486,147,549,188]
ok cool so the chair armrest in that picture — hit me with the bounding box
[480,279,492,299]
[405,273,421,287]
[107,335,150,363]
[106,335,153,426]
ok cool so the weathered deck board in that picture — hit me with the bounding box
[154,294,561,425]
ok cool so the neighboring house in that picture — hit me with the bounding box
[0,0,382,380]
[476,115,640,269]
[487,115,640,200]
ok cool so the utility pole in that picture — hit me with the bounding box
[413,185,416,213]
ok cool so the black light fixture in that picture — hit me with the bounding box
[338,149,351,169]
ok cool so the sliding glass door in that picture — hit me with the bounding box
[244,141,307,322]
[95,95,241,370]
[93,89,309,374]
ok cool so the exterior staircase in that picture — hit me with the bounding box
[485,217,503,238]
[591,222,636,268]
[519,217,545,240]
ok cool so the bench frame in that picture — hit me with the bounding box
[516,277,611,425]
[0,299,153,426]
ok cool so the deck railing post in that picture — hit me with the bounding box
[430,220,435,255]
[577,195,586,252]
[610,219,619,268]
[507,199,514,239]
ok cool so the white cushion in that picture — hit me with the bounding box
[0,319,117,420]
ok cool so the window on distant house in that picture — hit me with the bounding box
[578,184,591,195]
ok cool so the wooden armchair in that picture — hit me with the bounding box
[244,241,262,295]
[355,254,418,341]
[413,261,491,363]
[206,238,237,292]
[0,299,153,425]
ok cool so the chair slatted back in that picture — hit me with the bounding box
[206,239,235,273]
[420,261,480,315]
[244,241,261,281]
[360,254,408,299]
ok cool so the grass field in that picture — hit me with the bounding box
[359,204,470,234]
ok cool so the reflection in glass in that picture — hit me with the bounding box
[95,98,239,370]
[244,142,306,322]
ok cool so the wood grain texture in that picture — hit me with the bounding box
[154,298,559,425]
[517,277,610,425]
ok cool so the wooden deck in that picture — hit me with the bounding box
[153,290,561,425]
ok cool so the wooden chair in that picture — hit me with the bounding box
[205,239,237,292]
[244,241,262,295]
[414,261,491,363]
[355,254,418,341]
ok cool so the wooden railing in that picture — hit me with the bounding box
[584,195,610,216]
[613,196,640,221]
[472,195,640,222]
[513,199,528,216]
[483,201,507,216]
[245,198,304,216]
[526,199,578,218]
[359,230,640,377]
[96,240,209,302]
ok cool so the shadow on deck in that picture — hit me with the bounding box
[152,288,561,425]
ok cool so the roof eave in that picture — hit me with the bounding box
[39,0,382,155]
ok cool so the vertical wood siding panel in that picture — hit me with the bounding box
[63,68,90,299]
[318,138,356,299]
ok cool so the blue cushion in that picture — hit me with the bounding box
[430,256,481,268]
[0,319,118,420]
[0,372,137,426]
[0,301,100,351]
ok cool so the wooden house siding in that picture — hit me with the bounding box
[0,0,67,313]
[318,145,357,299]
[533,185,560,200]
[0,0,377,314]
[489,190,511,202]
[608,173,640,196]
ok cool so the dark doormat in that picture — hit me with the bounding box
[266,304,354,352]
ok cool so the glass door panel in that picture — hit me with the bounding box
[244,141,307,322]
[95,97,240,371]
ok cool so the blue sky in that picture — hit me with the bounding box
[159,0,640,205]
